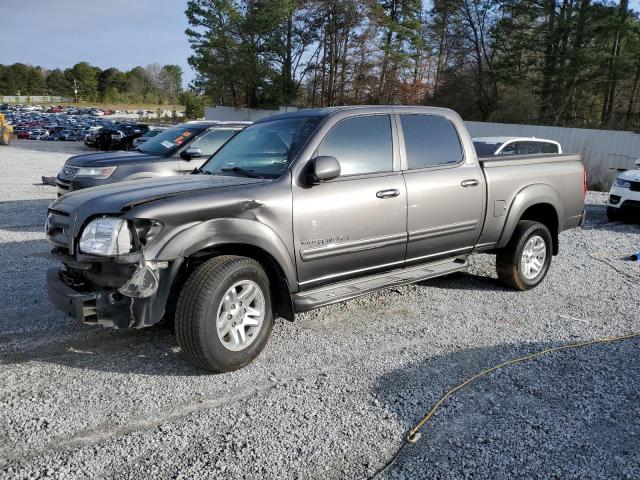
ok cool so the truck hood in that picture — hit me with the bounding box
[50,175,269,228]
[67,151,165,167]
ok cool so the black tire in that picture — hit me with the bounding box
[175,255,273,373]
[606,207,622,222]
[496,220,553,291]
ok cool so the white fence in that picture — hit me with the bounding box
[466,121,640,189]
[1,96,72,104]
[205,105,298,122]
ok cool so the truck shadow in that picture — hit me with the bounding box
[373,337,640,478]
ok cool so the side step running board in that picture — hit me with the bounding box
[292,257,468,312]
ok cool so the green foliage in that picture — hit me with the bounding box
[0,62,183,105]
[45,69,71,96]
[179,90,207,119]
[0,63,47,95]
[184,0,640,131]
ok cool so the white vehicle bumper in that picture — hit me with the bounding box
[608,184,640,214]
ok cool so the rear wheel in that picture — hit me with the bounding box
[496,221,552,291]
[175,255,273,373]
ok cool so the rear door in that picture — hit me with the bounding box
[292,114,407,288]
[399,114,485,263]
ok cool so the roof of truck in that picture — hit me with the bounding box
[257,105,457,122]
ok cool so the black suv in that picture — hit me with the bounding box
[95,123,150,151]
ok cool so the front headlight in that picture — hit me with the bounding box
[614,177,631,188]
[79,218,132,256]
[76,166,117,178]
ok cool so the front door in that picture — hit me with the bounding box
[398,113,485,263]
[292,114,407,288]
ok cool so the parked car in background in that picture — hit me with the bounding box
[56,121,249,195]
[607,159,640,221]
[28,129,49,140]
[58,130,80,141]
[473,137,562,156]
[95,123,150,151]
[84,130,99,147]
[46,106,586,372]
[132,128,165,149]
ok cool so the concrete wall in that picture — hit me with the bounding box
[205,105,299,122]
[466,121,640,190]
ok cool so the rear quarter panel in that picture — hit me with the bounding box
[477,154,584,248]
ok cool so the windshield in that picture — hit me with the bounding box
[137,124,205,156]
[201,116,322,178]
[473,141,502,156]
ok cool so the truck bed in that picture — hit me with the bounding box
[476,153,585,250]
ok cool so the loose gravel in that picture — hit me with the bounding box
[0,140,638,479]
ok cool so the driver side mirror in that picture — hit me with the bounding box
[181,148,202,161]
[307,156,341,184]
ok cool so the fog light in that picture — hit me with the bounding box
[118,265,159,298]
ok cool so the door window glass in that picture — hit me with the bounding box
[541,142,559,153]
[400,115,463,168]
[189,129,238,156]
[500,143,519,155]
[317,115,393,175]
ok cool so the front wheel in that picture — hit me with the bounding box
[175,255,273,373]
[496,221,552,291]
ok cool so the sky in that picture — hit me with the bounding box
[2,0,640,90]
[0,0,196,85]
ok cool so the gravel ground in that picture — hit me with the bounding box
[0,140,639,479]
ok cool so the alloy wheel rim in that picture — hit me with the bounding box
[216,280,265,352]
[521,235,547,280]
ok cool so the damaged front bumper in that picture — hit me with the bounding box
[47,255,182,329]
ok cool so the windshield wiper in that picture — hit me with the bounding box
[220,167,262,179]
[192,166,210,175]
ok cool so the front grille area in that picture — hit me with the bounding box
[58,165,79,182]
[629,181,640,192]
[46,208,72,253]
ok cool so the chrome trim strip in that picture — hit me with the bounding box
[299,232,407,262]
[298,258,406,286]
[405,246,471,263]
[473,242,497,249]
[408,220,478,242]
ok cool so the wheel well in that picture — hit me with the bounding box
[167,244,295,322]
[519,203,559,255]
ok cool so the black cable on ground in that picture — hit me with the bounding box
[370,332,640,479]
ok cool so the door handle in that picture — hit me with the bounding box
[376,189,400,199]
[461,179,480,187]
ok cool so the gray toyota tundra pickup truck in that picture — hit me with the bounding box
[46,106,586,372]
